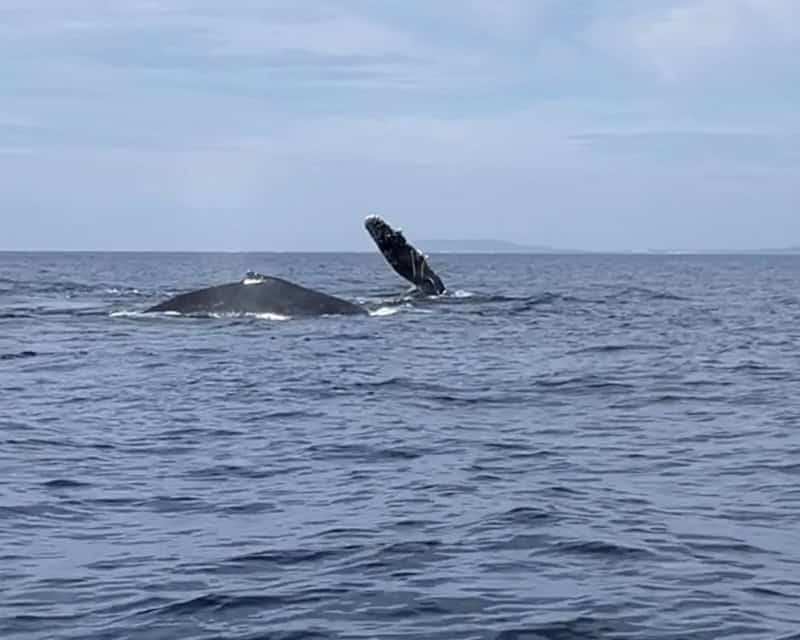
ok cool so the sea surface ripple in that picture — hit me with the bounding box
[2,251,800,639]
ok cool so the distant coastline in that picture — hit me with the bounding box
[421,238,587,254]
[420,239,800,255]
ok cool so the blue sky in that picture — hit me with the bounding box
[1,0,798,251]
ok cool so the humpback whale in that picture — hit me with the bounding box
[144,215,446,317]
[145,273,368,317]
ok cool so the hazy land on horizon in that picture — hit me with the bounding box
[420,238,800,255]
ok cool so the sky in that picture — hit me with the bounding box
[1,0,798,251]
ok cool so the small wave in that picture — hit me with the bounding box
[341,539,451,571]
[0,350,37,361]
[496,616,633,640]
[225,546,358,567]
[143,495,211,514]
[609,286,690,302]
[3,303,105,317]
[676,533,771,556]
[568,343,667,354]
[220,501,279,515]
[501,506,554,525]
[186,464,293,480]
[314,527,375,541]
[29,281,95,295]
[452,289,475,298]
[142,593,286,616]
[553,538,655,558]
[3,436,109,450]
[458,292,560,305]
[151,588,350,617]
[765,462,800,475]
[535,374,635,393]
[745,585,795,599]
[306,441,424,462]
[381,539,444,555]
[473,506,554,535]
[0,502,89,520]
[41,479,93,489]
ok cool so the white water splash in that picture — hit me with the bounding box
[369,306,401,317]
[111,310,203,319]
[106,288,142,295]
[183,311,291,321]
[452,289,475,298]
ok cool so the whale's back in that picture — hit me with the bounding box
[146,276,366,317]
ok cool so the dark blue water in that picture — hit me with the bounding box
[2,251,800,640]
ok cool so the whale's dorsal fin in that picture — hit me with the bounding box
[364,214,446,295]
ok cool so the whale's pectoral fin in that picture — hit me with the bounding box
[364,214,446,295]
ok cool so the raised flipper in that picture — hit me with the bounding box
[364,214,446,295]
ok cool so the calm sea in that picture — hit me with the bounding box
[2,251,800,640]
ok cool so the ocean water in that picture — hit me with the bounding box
[2,251,800,640]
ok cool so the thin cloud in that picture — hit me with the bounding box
[626,0,800,80]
